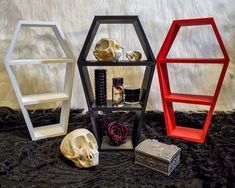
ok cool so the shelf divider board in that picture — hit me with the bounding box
[4,20,76,140]
[159,58,226,64]
[77,16,155,150]
[92,100,143,111]
[22,93,69,105]
[9,59,73,65]
[170,126,203,142]
[164,93,213,105]
[101,136,133,150]
[156,17,230,143]
[80,60,153,66]
[33,124,65,140]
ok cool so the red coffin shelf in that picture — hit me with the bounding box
[156,18,230,143]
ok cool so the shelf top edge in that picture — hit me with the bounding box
[94,15,138,24]
[78,60,155,66]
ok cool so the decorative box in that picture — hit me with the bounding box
[135,139,181,176]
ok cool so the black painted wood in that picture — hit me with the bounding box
[77,15,155,150]
[80,60,153,66]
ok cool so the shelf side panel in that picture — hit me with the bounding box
[133,18,155,61]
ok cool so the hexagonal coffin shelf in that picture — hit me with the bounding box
[4,20,75,140]
[156,18,230,143]
[77,16,155,150]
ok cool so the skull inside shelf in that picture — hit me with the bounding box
[93,38,142,62]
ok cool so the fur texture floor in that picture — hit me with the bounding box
[0,0,235,111]
[0,107,234,187]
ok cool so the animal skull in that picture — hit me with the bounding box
[60,128,99,168]
[126,50,142,61]
[93,38,123,61]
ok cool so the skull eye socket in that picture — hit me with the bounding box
[115,44,121,49]
[88,142,94,149]
[76,136,85,149]
[97,40,109,50]
[87,134,96,145]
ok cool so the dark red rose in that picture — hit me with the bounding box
[105,121,129,146]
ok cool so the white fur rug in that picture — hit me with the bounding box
[0,0,234,111]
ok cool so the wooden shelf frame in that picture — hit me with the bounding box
[4,20,76,140]
[77,16,155,150]
[156,17,230,143]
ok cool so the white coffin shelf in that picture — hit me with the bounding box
[4,20,76,140]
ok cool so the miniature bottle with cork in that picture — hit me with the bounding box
[112,77,124,107]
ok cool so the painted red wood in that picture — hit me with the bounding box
[156,17,230,143]
[159,58,226,64]
[164,93,213,105]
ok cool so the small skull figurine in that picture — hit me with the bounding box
[60,129,99,168]
[126,51,142,61]
[93,38,123,61]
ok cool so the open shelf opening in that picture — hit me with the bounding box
[87,66,145,107]
[96,111,136,150]
[26,101,62,127]
[12,26,67,60]
[173,102,210,127]
[11,63,67,96]
[167,25,224,59]
[86,24,147,61]
[167,63,223,96]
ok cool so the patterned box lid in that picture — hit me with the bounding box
[135,139,181,163]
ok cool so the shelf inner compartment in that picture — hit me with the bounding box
[33,124,64,140]
[169,126,203,142]
[101,136,133,150]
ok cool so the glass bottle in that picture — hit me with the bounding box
[112,77,124,107]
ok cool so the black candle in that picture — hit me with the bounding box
[124,87,140,104]
[95,69,107,105]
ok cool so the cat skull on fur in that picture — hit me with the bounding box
[93,38,123,61]
[60,128,99,168]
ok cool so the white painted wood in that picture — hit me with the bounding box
[9,58,73,65]
[22,93,69,105]
[52,24,75,58]
[33,124,65,140]
[4,20,76,140]
[19,20,58,27]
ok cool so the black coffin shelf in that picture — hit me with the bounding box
[77,16,155,150]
